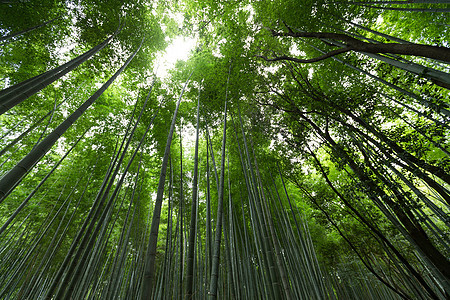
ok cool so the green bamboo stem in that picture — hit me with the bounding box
[141,70,193,300]
[208,100,227,300]
[0,38,144,201]
[185,88,201,299]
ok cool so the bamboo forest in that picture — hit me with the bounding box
[1,0,450,299]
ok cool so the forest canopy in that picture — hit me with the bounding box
[0,0,449,299]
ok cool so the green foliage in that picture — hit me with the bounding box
[1,0,449,299]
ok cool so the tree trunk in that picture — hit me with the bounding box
[299,113,450,288]
[269,30,450,62]
[185,90,200,299]
[0,15,61,42]
[208,100,228,300]
[141,71,193,300]
[0,39,142,201]
[0,24,121,115]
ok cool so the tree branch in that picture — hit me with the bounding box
[267,28,450,62]
[269,29,362,44]
[256,47,352,64]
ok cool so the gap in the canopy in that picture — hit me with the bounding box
[154,36,198,79]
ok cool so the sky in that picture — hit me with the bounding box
[151,10,198,78]
[154,36,197,79]
[154,34,198,146]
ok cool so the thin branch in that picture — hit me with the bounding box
[256,47,352,64]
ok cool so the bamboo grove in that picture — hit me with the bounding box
[0,0,449,299]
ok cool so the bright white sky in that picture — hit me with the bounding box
[154,36,197,79]
[154,32,198,147]
[153,10,198,79]
[152,12,199,148]
[156,37,198,151]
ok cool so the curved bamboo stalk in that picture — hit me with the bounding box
[0,38,144,202]
[0,23,122,115]
[0,15,62,42]
[0,128,88,235]
[59,74,158,299]
[306,42,450,117]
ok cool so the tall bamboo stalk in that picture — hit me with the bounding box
[141,70,193,300]
[208,100,227,300]
[0,15,62,42]
[0,38,144,201]
[0,24,122,115]
[185,88,201,299]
